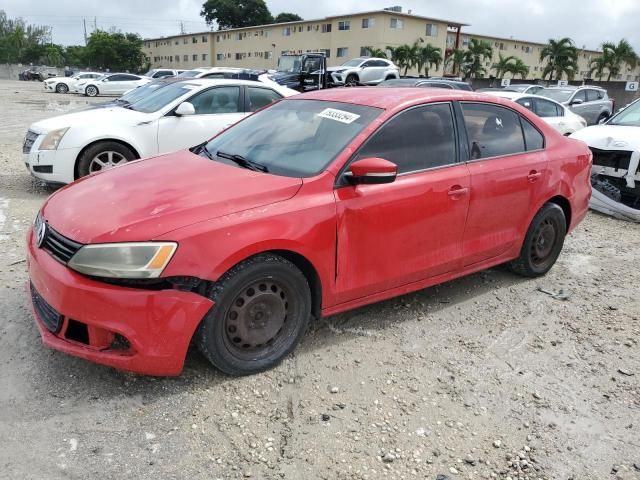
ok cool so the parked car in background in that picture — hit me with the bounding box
[570,98,640,222]
[43,72,102,94]
[484,91,587,135]
[26,88,592,376]
[494,84,545,95]
[539,86,613,125]
[89,77,186,109]
[72,73,151,97]
[178,67,266,80]
[144,68,186,79]
[328,57,400,86]
[378,77,472,90]
[23,79,298,184]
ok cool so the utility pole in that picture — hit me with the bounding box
[94,17,97,32]
[180,22,185,34]
[83,18,88,45]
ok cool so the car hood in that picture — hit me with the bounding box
[41,150,303,244]
[268,71,301,85]
[326,66,352,72]
[570,125,640,151]
[29,107,150,134]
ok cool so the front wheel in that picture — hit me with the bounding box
[76,141,136,178]
[345,74,358,87]
[56,83,69,94]
[85,85,98,97]
[508,203,567,277]
[197,254,312,376]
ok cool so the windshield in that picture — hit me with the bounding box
[178,70,203,78]
[203,99,382,177]
[342,58,364,67]
[128,83,197,113]
[607,100,640,126]
[120,83,166,104]
[277,56,301,73]
[539,89,574,102]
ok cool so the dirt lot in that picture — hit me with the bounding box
[0,80,639,480]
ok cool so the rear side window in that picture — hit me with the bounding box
[247,87,282,112]
[516,98,535,112]
[354,103,457,174]
[521,119,544,151]
[461,103,526,159]
[534,98,561,117]
[586,89,603,101]
[420,82,454,89]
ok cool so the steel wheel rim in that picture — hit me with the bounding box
[89,151,127,173]
[530,218,558,267]
[223,279,292,359]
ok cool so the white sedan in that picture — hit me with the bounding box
[43,72,102,94]
[23,79,298,184]
[73,73,151,97]
[484,91,587,135]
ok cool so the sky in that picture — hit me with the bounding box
[3,0,639,51]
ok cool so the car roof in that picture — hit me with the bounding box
[485,91,567,107]
[168,78,280,87]
[294,87,506,110]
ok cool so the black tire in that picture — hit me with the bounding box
[197,254,312,376]
[509,203,567,277]
[85,85,98,97]
[345,74,358,87]
[76,141,136,178]
[56,83,69,94]
[596,112,609,124]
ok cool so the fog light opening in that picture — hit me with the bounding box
[110,334,131,351]
[65,319,90,344]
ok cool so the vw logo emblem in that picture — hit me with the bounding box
[36,221,47,248]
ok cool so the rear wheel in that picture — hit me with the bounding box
[509,203,566,277]
[55,83,69,94]
[197,254,311,376]
[85,85,98,97]
[76,141,136,178]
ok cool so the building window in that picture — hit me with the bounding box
[360,47,370,56]
[298,26,303,32]
[192,37,197,43]
[217,53,224,61]
[337,47,348,58]
[202,54,208,61]
[307,25,312,31]
[217,35,221,42]
[265,51,273,59]
[338,21,350,31]
[320,48,330,58]
[175,41,179,45]
[283,27,291,36]
[321,23,332,33]
[175,56,179,63]
[425,23,437,36]
[362,18,375,28]
[236,53,242,60]
[202,35,208,42]
[390,18,404,29]
[462,36,470,46]
[192,54,197,61]
[183,54,188,61]
[183,38,188,44]
[169,56,173,62]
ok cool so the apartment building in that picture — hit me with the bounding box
[144,9,466,77]
[144,7,640,82]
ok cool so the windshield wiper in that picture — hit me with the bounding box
[216,150,269,172]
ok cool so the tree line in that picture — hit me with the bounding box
[0,10,148,72]
[200,0,302,29]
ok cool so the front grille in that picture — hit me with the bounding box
[30,283,63,333]
[23,130,39,154]
[590,147,633,172]
[42,224,83,264]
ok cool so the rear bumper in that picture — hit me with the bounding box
[26,228,214,376]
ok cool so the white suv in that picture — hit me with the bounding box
[327,58,400,86]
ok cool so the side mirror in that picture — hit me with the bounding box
[346,157,397,185]
[175,102,195,116]
[570,98,584,106]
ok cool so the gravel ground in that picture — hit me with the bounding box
[0,80,639,480]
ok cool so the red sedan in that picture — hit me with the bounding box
[27,88,592,376]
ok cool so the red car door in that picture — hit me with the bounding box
[333,103,471,304]
[458,102,549,266]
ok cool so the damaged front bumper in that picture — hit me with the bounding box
[590,147,640,222]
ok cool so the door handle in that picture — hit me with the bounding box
[527,170,543,182]
[448,186,469,198]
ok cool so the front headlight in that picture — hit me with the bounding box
[68,242,177,279]
[39,127,69,150]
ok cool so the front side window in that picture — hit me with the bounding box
[188,86,241,114]
[247,87,282,112]
[203,100,382,177]
[571,90,587,103]
[354,103,457,174]
[586,89,602,101]
[515,97,534,112]
[461,103,526,159]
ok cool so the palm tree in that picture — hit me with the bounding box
[589,55,608,81]
[387,43,419,76]
[445,48,467,76]
[540,37,578,82]
[507,58,530,79]
[417,43,442,77]
[363,46,387,59]
[464,39,493,79]
[493,53,517,78]
[601,39,637,81]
